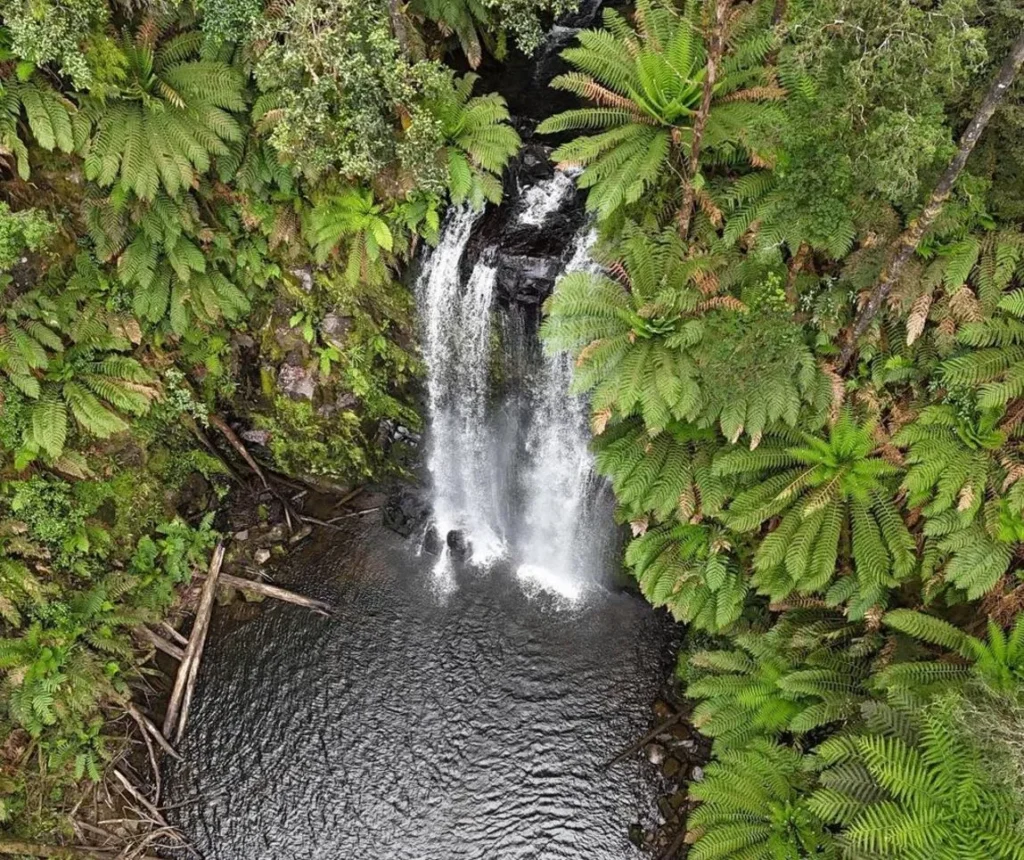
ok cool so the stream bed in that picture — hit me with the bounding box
[163,519,678,859]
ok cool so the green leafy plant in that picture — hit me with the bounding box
[77,27,244,199]
[626,522,745,632]
[879,609,1024,699]
[536,0,781,219]
[811,696,1024,858]
[687,738,837,859]
[715,413,915,617]
[685,609,875,750]
[432,72,520,208]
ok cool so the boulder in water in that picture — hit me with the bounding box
[446,529,469,559]
[383,487,430,538]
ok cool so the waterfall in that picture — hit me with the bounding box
[514,228,602,600]
[416,176,611,600]
[516,169,577,227]
[417,209,507,582]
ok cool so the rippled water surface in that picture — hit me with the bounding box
[164,521,677,859]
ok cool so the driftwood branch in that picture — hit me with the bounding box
[164,543,225,740]
[159,621,188,646]
[677,0,731,239]
[135,627,184,661]
[0,842,157,859]
[126,702,181,762]
[837,29,1024,372]
[199,570,333,616]
[208,414,269,489]
[601,711,683,770]
[112,768,169,830]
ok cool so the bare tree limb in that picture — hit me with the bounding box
[135,628,183,661]
[837,29,1024,372]
[678,0,731,239]
[164,543,225,740]
[197,569,333,616]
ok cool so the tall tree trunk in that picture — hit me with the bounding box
[388,0,412,57]
[836,29,1024,372]
[677,0,731,239]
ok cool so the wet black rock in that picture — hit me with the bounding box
[446,529,469,558]
[383,487,430,538]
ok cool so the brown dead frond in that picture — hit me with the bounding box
[906,291,933,345]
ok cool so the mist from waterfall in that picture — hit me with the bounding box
[415,182,611,601]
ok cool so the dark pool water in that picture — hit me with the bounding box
[164,521,677,859]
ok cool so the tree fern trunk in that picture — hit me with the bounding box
[836,29,1024,373]
[678,0,731,240]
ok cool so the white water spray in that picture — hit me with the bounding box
[514,228,602,601]
[417,197,610,601]
[517,169,577,227]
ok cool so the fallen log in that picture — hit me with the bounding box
[164,543,225,740]
[136,627,184,661]
[601,712,683,770]
[159,621,188,646]
[0,841,155,859]
[208,414,268,489]
[198,570,333,616]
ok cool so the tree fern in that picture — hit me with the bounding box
[687,738,837,860]
[0,75,75,179]
[716,413,915,617]
[432,73,520,208]
[879,609,1024,700]
[625,522,746,633]
[811,695,1024,858]
[685,609,875,751]
[536,0,782,219]
[944,288,1024,410]
[76,28,244,199]
[592,418,728,522]
[895,403,1022,600]
[306,186,394,285]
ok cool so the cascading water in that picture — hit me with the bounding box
[417,209,508,582]
[514,227,604,600]
[416,171,611,600]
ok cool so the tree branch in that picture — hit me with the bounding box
[678,0,731,239]
[836,29,1024,372]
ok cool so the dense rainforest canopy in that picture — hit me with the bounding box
[1,0,1024,855]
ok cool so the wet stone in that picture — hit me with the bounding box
[646,743,666,766]
[662,757,681,779]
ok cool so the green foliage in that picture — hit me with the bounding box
[307,187,394,279]
[538,0,781,220]
[593,418,728,522]
[542,227,826,442]
[251,0,450,183]
[687,738,837,859]
[0,72,75,179]
[716,413,915,616]
[77,27,245,199]
[895,403,1024,599]
[431,73,520,208]
[811,696,1024,858]
[626,522,745,632]
[0,202,54,270]
[685,609,875,750]
[880,609,1024,698]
